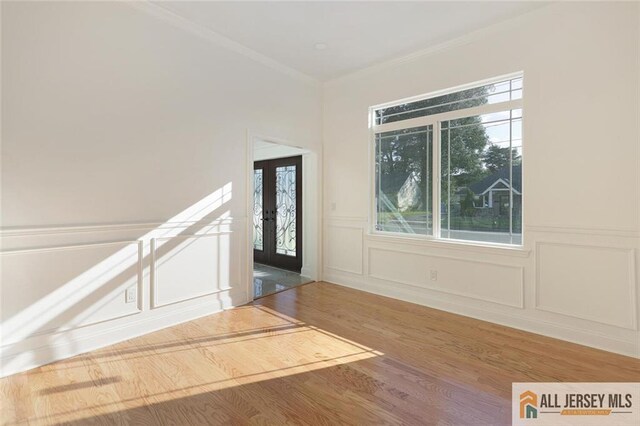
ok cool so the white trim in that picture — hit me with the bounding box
[245,131,322,301]
[525,225,640,238]
[373,98,523,134]
[0,239,142,256]
[0,219,236,238]
[245,131,255,302]
[323,270,639,358]
[534,241,638,331]
[433,121,442,239]
[0,289,241,378]
[365,231,530,258]
[150,233,233,309]
[370,77,524,250]
[368,107,376,235]
[0,240,145,342]
[371,72,523,111]
[366,246,525,309]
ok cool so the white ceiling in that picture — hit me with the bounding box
[157,1,548,81]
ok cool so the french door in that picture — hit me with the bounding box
[253,156,302,272]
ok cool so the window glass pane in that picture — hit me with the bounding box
[441,110,522,245]
[253,169,263,251]
[275,165,297,256]
[375,125,433,235]
[375,77,522,125]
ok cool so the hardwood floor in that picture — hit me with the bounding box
[1,282,639,425]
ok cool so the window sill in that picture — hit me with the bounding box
[365,231,531,258]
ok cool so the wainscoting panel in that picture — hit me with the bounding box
[1,240,143,344]
[536,242,637,329]
[151,232,234,308]
[368,247,524,308]
[325,224,363,275]
[1,218,248,377]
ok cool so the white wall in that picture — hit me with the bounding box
[0,1,321,376]
[323,2,640,357]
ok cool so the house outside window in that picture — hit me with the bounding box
[372,74,523,246]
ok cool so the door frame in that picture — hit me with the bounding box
[245,131,321,302]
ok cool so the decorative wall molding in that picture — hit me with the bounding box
[323,269,639,358]
[526,225,640,238]
[1,221,247,376]
[325,225,364,275]
[1,240,144,341]
[0,217,241,239]
[364,232,531,258]
[0,239,144,256]
[0,287,243,378]
[534,241,638,330]
[367,246,524,309]
[324,265,364,275]
[324,216,531,257]
[150,232,234,309]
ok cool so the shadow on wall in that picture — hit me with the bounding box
[1,182,241,375]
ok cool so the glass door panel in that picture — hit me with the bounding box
[253,156,302,271]
[253,168,264,251]
[275,165,298,256]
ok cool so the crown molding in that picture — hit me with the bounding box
[127,1,319,85]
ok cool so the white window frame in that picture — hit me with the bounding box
[368,72,524,248]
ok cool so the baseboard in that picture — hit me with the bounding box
[0,288,245,378]
[323,269,640,359]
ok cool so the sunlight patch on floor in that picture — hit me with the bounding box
[0,305,382,425]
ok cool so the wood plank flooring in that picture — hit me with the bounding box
[1,282,639,425]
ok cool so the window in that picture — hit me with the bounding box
[372,75,523,246]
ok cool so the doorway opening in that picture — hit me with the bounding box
[248,137,318,299]
[254,156,302,272]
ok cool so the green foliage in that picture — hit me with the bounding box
[376,86,490,125]
[377,85,493,212]
[460,189,477,218]
[441,115,488,189]
[377,128,430,211]
[482,145,521,174]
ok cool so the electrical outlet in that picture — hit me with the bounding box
[430,270,438,281]
[331,202,337,211]
[125,287,137,304]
